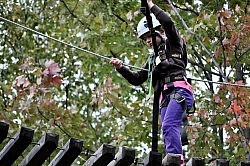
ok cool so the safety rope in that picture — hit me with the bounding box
[0,16,147,71]
[0,16,249,89]
[146,51,155,100]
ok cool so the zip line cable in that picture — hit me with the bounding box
[0,16,249,88]
[0,16,147,71]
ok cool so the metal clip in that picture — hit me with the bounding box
[175,94,185,103]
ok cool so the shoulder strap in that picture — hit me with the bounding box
[182,39,188,67]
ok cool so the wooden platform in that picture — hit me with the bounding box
[0,122,249,165]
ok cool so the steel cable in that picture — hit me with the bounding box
[0,16,249,88]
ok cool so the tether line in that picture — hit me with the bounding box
[0,16,147,71]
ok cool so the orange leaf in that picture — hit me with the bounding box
[233,101,242,114]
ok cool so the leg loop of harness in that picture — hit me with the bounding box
[160,82,175,110]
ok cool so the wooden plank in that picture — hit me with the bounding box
[210,159,229,166]
[49,137,83,166]
[0,127,34,165]
[186,157,205,166]
[107,146,135,166]
[20,133,59,166]
[84,144,116,166]
[238,161,250,166]
[162,153,181,166]
[0,121,9,144]
[142,151,162,166]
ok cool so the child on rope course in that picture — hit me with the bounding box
[110,0,194,164]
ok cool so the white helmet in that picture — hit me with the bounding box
[137,14,161,38]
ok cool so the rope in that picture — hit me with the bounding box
[191,78,250,88]
[0,16,147,71]
[0,16,249,88]
[146,52,154,100]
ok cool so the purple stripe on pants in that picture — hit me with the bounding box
[160,88,194,154]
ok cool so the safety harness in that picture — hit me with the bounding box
[155,35,190,146]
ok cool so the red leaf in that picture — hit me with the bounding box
[214,46,223,58]
[242,25,250,31]
[43,60,61,76]
[52,76,62,86]
[43,68,50,75]
[229,118,237,126]
[48,63,61,75]
[230,32,240,45]
[222,38,230,46]
[16,75,25,87]
[44,60,55,68]
[214,94,221,103]
[235,5,241,13]
[15,75,30,87]
[218,8,232,19]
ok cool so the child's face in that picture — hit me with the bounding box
[141,32,163,48]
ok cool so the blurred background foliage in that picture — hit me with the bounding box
[0,0,249,165]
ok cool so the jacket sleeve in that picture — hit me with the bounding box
[150,5,183,54]
[116,62,149,86]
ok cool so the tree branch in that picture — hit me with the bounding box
[100,0,128,25]
[167,0,227,81]
[216,0,227,76]
[60,0,91,30]
[188,59,221,77]
[171,2,199,16]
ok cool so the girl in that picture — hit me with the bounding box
[110,0,194,164]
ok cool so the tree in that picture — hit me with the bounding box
[0,0,249,164]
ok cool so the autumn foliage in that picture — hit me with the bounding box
[0,0,249,165]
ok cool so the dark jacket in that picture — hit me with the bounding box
[117,5,187,89]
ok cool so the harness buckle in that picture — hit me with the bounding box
[173,93,185,104]
[164,77,171,83]
[162,75,185,85]
[172,54,182,58]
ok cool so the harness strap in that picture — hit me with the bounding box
[154,74,186,92]
[181,112,189,146]
[164,75,185,83]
